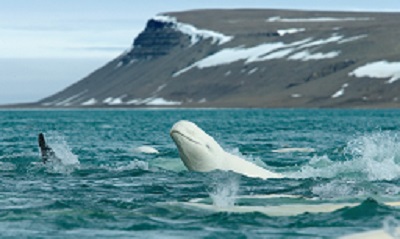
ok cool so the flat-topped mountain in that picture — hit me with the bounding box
[37,9,400,108]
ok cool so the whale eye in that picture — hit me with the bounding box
[206,144,211,150]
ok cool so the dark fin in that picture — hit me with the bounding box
[38,133,46,150]
[38,133,54,164]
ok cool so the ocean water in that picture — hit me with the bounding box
[1,109,400,238]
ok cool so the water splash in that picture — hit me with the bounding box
[0,162,16,171]
[311,180,366,199]
[292,132,400,181]
[345,132,400,181]
[43,132,80,174]
[208,172,240,207]
[102,160,149,172]
[383,216,400,238]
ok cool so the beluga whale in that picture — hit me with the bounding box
[170,120,283,179]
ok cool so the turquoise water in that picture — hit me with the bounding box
[1,109,400,238]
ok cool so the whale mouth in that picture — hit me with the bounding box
[170,130,202,146]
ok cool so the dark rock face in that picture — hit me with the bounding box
[36,9,400,108]
[304,60,356,82]
[121,19,187,63]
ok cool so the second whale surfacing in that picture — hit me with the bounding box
[170,120,283,179]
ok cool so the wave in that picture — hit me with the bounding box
[291,132,400,181]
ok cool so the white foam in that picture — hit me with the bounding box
[272,147,315,153]
[153,15,233,46]
[292,132,400,181]
[105,160,149,172]
[134,146,159,154]
[267,16,372,22]
[341,217,400,239]
[208,174,240,207]
[0,162,16,171]
[349,61,400,83]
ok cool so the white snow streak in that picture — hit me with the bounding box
[173,34,361,77]
[153,15,233,46]
[145,98,181,106]
[331,83,349,98]
[288,50,340,61]
[54,90,87,106]
[277,28,305,36]
[126,97,181,106]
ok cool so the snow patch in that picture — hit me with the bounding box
[108,97,124,105]
[248,68,258,75]
[81,98,97,106]
[173,34,362,76]
[103,97,113,104]
[153,15,233,46]
[155,84,167,93]
[300,35,344,48]
[291,94,302,98]
[267,16,372,22]
[349,61,400,83]
[288,50,340,61]
[145,98,181,106]
[173,39,309,76]
[277,28,305,36]
[338,34,367,44]
[198,98,207,103]
[331,83,349,98]
[102,96,126,105]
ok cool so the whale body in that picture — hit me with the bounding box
[38,133,57,163]
[170,120,283,179]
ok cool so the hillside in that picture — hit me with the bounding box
[36,9,400,108]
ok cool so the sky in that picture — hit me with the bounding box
[1,0,400,104]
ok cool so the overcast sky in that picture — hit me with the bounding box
[1,0,400,104]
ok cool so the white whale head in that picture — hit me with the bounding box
[170,120,225,172]
[170,120,284,179]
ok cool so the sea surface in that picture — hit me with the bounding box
[1,109,400,238]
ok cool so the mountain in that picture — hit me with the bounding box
[37,9,400,108]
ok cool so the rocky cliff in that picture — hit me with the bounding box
[37,9,400,108]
